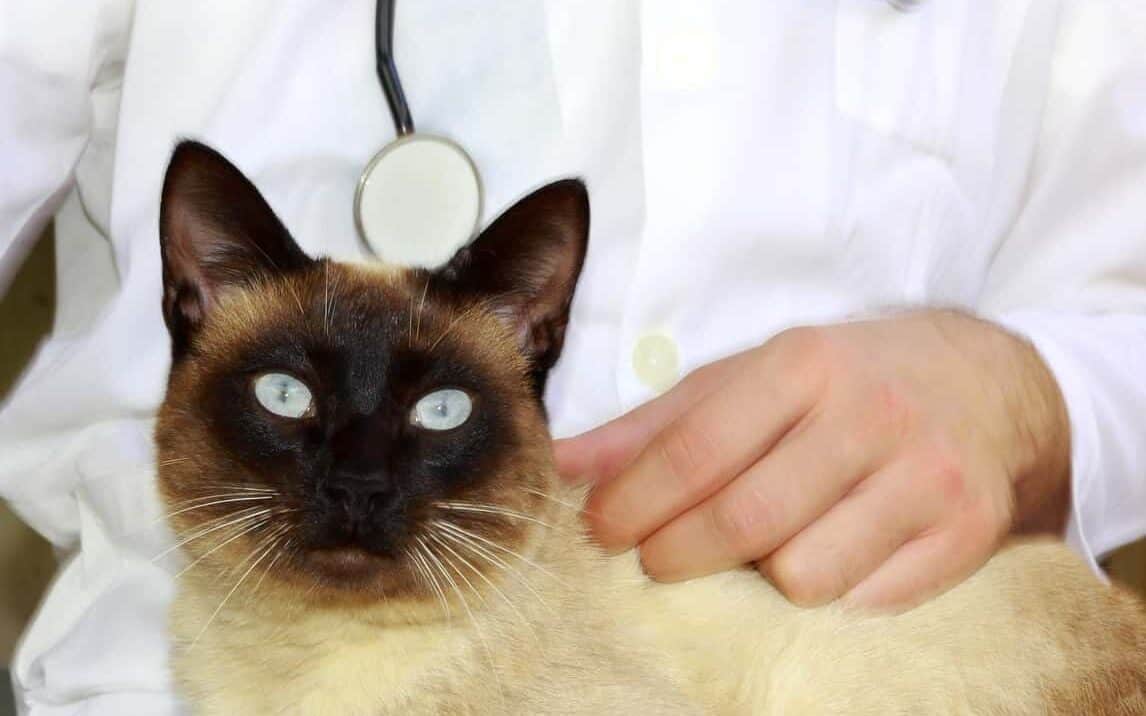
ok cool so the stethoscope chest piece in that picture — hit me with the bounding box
[357,0,483,267]
[355,134,481,267]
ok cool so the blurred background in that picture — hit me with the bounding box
[1,226,1145,688]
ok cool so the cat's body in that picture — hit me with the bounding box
[171,487,1145,715]
[155,142,1146,714]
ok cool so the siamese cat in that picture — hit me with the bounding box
[156,141,1146,715]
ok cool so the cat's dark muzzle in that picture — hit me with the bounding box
[306,474,412,558]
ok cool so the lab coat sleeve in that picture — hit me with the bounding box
[980,2,1146,570]
[0,0,120,293]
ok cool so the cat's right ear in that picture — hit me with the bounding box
[159,141,313,357]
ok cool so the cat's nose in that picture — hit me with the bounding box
[321,478,398,520]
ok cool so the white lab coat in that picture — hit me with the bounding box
[2,1,1145,713]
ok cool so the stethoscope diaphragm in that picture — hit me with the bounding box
[356,0,482,266]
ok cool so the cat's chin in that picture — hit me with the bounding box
[304,546,397,582]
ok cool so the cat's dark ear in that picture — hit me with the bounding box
[159,141,312,357]
[433,179,589,391]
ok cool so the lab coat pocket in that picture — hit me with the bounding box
[834,0,970,158]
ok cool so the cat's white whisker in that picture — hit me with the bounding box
[170,517,275,581]
[163,504,269,543]
[420,536,506,704]
[427,533,487,610]
[519,485,582,512]
[433,521,512,571]
[166,489,277,508]
[434,501,556,530]
[143,492,276,532]
[428,528,541,637]
[435,520,568,588]
[235,523,291,593]
[249,543,286,599]
[217,520,293,581]
[205,484,278,494]
[154,494,274,525]
[187,526,285,652]
[410,539,452,621]
[153,507,273,562]
[434,521,554,614]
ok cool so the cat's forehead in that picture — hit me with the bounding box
[191,261,524,374]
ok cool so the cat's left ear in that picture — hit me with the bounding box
[433,179,589,390]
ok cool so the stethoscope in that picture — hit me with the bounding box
[355,0,482,267]
[354,0,924,265]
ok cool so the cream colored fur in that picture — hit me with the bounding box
[171,483,1146,715]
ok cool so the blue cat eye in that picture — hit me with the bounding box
[253,372,314,419]
[411,388,472,431]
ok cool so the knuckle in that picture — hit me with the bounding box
[709,497,767,553]
[775,325,825,356]
[774,326,833,373]
[917,437,970,505]
[765,548,831,606]
[684,360,723,386]
[867,380,917,440]
[775,327,842,402]
[657,423,721,493]
[962,491,1013,541]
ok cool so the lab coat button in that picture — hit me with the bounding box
[888,0,923,10]
[632,333,681,393]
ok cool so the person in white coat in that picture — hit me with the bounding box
[2,1,1145,713]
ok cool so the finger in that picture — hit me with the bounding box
[585,345,822,553]
[636,414,879,581]
[758,457,945,607]
[553,351,752,485]
[842,512,1002,612]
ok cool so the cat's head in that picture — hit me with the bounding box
[155,141,587,614]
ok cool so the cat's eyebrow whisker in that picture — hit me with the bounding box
[322,260,334,337]
[157,457,192,467]
[433,521,554,615]
[152,507,273,562]
[428,304,483,352]
[407,289,415,348]
[414,278,430,344]
[434,501,556,530]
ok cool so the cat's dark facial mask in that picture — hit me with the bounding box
[155,142,587,609]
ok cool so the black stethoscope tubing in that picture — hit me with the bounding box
[375,0,415,137]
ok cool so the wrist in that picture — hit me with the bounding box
[1004,327,1072,534]
[927,310,1071,533]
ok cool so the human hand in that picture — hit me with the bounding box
[555,311,1071,611]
